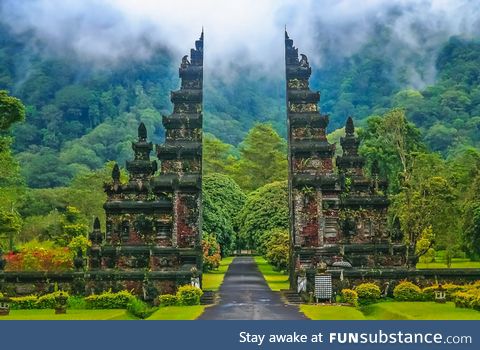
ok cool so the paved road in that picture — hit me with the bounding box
[199,256,307,320]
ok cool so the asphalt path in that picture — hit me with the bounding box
[198,256,307,320]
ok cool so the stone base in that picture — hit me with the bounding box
[0,309,10,316]
[55,307,67,314]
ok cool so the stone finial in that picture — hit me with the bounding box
[138,122,147,140]
[90,217,103,245]
[371,159,380,176]
[93,217,101,230]
[112,163,120,182]
[345,116,355,136]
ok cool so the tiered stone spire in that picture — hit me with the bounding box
[154,31,203,250]
[126,123,157,181]
[285,30,339,255]
[336,116,364,177]
[285,31,336,177]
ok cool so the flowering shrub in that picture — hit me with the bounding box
[4,244,73,272]
[176,285,203,306]
[354,283,381,304]
[393,281,423,301]
[202,234,221,272]
[340,289,359,307]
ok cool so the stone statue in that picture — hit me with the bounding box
[181,55,191,68]
[299,54,309,68]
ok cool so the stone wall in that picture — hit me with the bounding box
[301,268,480,296]
[0,270,193,300]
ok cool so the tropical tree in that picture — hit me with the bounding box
[202,173,245,255]
[229,123,288,192]
[237,181,288,251]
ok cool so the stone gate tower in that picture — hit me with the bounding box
[87,32,204,298]
[285,31,413,291]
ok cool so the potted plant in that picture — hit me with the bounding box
[54,292,68,314]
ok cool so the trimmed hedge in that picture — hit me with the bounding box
[36,291,70,309]
[340,289,358,307]
[354,283,381,304]
[176,285,203,306]
[67,296,87,309]
[393,281,423,301]
[10,295,38,310]
[454,291,479,309]
[84,290,135,309]
[158,294,178,306]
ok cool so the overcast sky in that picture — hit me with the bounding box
[1,0,479,82]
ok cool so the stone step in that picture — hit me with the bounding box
[200,290,217,305]
[280,289,303,304]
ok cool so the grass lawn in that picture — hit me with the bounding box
[300,305,366,320]
[417,250,480,268]
[0,309,134,320]
[202,256,234,291]
[302,302,480,320]
[254,256,289,291]
[417,259,480,269]
[146,306,205,320]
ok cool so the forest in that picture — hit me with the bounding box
[1,19,480,271]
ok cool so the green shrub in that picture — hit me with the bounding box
[158,294,178,306]
[340,289,358,307]
[67,296,87,309]
[264,229,289,271]
[236,181,288,252]
[36,291,70,309]
[354,283,381,304]
[85,290,135,309]
[176,285,203,306]
[10,295,38,310]
[127,298,157,319]
[454,291,479,308]
[393,281,423,301]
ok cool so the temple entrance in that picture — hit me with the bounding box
[199,256,306,320]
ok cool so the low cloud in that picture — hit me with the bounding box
[1,0,479,86]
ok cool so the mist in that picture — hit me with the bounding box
[1,0,480,86]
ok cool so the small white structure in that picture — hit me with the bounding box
[435,284,447,303]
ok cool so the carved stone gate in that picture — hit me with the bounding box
[285,31,416,293]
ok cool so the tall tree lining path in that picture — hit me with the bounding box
[199,257,307,320]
